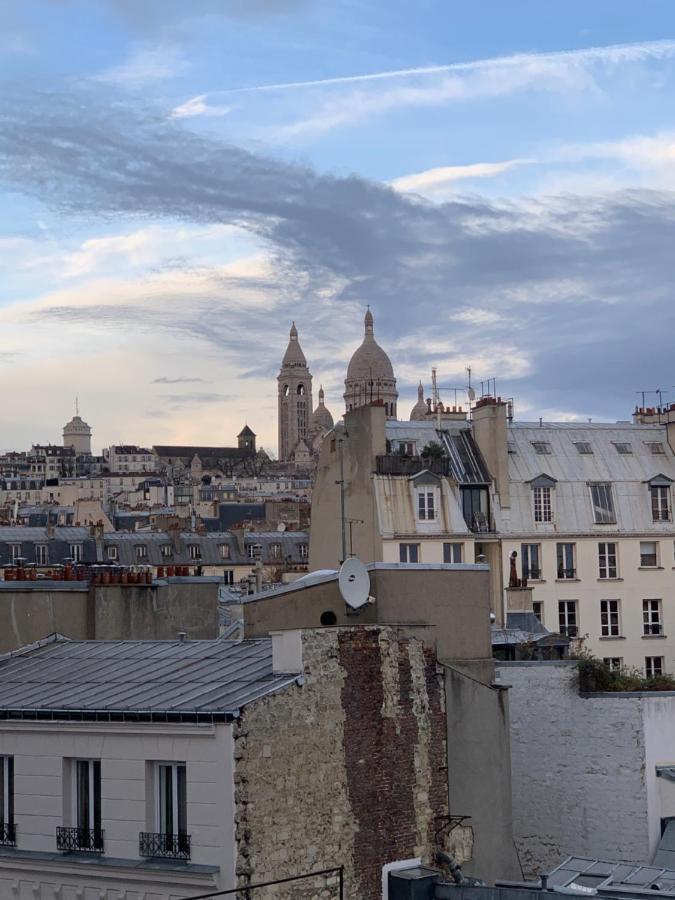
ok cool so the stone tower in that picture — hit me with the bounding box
[63,402,92,455]
[344,308,398,419]
[278,323,314,461]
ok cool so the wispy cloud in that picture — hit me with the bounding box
[97,45,186,87]
[170,94,231,119]
[390,159,532,198]
[153,376,209,384]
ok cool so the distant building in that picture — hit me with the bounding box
[102,445,156,473]
[62,410,92,455]
[344,308,398,418]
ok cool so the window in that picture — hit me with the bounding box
[574,442,594,454]
[269,542,282,560]
[398,441,416,456]
[531,441,551,455]
[69,544,82,562]
[556,543,576,579]
[219,544,230,560]
[647,442,666,455]
[188,545,201,560]
[603,657,623,671]
[157,763,187,838]
[461,486,490,532]
[135,544,148,560]
[646,656,664,678]
[106,546,118,561]
[0,756,14,846]
[532,601,544,624]
[643,599,663,635]
[600,599,620,637]
[35,544,48,565]
[399,543,420,563]
[507,441,517,454]
[651,485,671,522]
[9,544,21,562]
[417,490,436,521]
[589,483,616,524]
[533,487,552,523]
[558,600,578,637]
[598,542,618,579]
[443,543,462,564]
[57,759,103,852]
[521,543,541,580]
[247,544,260,560]
[160,544,173,559]
[298,543,309,559]
[613,442,632,454]
[640,541,658,567]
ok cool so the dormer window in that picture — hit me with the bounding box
[574,442,593,455]
[530,474,556,524]
[531,442,551,455]
[613,442,632,454]
[648,476,673,522]
[589,483,616,524]
[646,442,666,455]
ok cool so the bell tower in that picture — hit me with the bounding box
[278,323,314,461]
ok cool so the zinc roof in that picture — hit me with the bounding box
[0,636,297,721]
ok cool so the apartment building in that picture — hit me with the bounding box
[310,401,675,673]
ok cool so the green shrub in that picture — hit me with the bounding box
[574,650,675,693]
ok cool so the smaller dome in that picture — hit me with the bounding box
[312,385,334,431]
[281,321,307,368]
[410,382,428,421]
[63,415,91,434]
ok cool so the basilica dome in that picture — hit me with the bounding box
[344,309,398,418]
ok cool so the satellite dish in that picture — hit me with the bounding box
[338,558,370,610]
[276,522,287,532]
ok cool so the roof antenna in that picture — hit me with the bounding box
[75,396,79,416]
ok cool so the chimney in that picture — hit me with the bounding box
[472,397,510,508]
[271,629,303,674]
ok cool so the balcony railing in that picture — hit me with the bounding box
[139,831,191,860]
[557,568,577,580]
[0,822,16,846]
[523,568,541,580]
[56,826,104,853]
[375,455,451,477]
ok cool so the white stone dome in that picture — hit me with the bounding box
[345,309,395,383]
[410,382,428,421]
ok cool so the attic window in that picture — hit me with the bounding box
[531,441,551,455]
[574,442,594,455]
[507,441,517,454]
[647,442,666,455]
[613,442,632,454]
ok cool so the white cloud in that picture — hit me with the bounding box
[170,94,232,119]
[390,159,531,198]
[96,45,186,87]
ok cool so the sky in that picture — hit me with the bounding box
[2,1,675,454]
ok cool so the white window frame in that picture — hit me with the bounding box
[443,543,462,564]
[73,758,101,833]
[533,487,552,523]
[135,544,148,560]
[600,599,621,637]
[298,543,309,559]
[35,544,49,566]
[69,544,83,562]
[598,542,618,579]
[556,543,576,579]
[651,485,671,522]
[603,657,623,671]
[521,543,541,580]
[640,541,658,567]
[9,545,21,562]
[106,546,118,561]
[558,600,578,637]
[532,600,544,624]
[646,656,664,678]
[416,490,437,521]
[154,762,187,837]
[269,542,282,560]
[0,756,13,829]
[160,544,173,559]
[399,543,420,563]
[188,545,201,561]
[219,544,230,560]
[643,599,663,636]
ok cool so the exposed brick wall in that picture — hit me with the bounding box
[233,626,447,900]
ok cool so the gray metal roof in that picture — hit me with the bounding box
[547,854,675,896]
[504,422,675,535]
[0,636,298,722]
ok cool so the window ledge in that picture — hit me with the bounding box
[639,566,664,571]
[526,578,546,584]
[599,636,626,641]
[642,634,667,639]
[598,577,623,582]
[555,578,581,583]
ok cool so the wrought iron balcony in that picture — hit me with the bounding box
[0,822,16,846]
[139,831,191,860]
[557,567,577,580]
[56,826,104,853]
[375,455,451,477]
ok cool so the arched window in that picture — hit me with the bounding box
[283,385,290,397]
[297,384,305,396]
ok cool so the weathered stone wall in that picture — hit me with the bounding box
[500,661,649,876]
[234,626,447,900]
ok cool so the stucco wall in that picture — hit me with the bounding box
[234,626,447,900]
[0,580,219,651]
[0,721,235,897]
[500,661,649,875]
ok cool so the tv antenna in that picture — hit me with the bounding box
[338,558,371,611]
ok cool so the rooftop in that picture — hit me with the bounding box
[0,635,299,722]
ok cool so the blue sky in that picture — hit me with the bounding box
[2,1,675,452]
